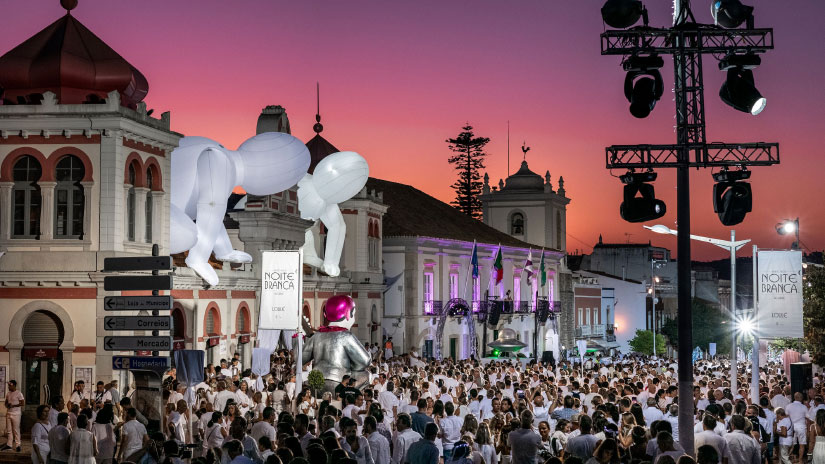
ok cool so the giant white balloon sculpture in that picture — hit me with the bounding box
[170,132,311,285]
[298,151,369,276]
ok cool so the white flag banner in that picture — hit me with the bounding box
[757,250,803,339]
[259,250,302,330]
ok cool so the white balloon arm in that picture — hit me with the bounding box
[319,204,346,276]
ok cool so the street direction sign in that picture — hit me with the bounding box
[103,336,172,351]
[112,356,170,371]
[104,316,172,331]
[104,275,173,291]
[103,256,173,272]
[104,295,173,311]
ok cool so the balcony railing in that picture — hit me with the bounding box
[423,299,562,316]
[575,324,616,339]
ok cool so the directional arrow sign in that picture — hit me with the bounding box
[112,356,170,371]
[104,316,172,331]
[104,275,173,291]
[104,296,173,311]
[103,336,172,351]
[104,256,173,272]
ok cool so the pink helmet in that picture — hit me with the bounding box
[324,295,355,323]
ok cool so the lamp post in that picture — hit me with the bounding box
[645,225,750,393]
[776,218,800,250]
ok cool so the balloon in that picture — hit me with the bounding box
[170,132,310,286]
[298,151,369,277]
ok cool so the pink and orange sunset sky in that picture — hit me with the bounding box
[4,0,824,260]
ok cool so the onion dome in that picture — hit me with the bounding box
[502,160,544,191]
[0,0,148,108]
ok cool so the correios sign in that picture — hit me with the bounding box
[757,250,803,339]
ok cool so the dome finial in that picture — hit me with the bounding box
[313,81,324,134]
[61,0,78,13]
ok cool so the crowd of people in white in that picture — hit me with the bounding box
[12,348,825,464]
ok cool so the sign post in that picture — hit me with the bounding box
[102,244,173,434]
[259,250,303,413]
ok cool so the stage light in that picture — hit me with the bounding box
[720,68,765,115]
[711,0,753,29]
[736,314,755,336]
[777,220,796,235]
[623,55,664,119]
[712,170,752,226]
[619,171,666,223]
[718,53,761,71]
[602,0,645,29]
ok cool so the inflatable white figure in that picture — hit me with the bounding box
[298,151,369,276]
[170,132,311,285]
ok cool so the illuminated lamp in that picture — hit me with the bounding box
[720,68,765,115]
[619,171,666,223]
[712,169,752,226]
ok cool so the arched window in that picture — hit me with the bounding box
[237,308,248,333]
[145,167,153,243]
[12,155,42,238]
[511,212,524,235]
[55,156,85,238]
[126,163,137,241]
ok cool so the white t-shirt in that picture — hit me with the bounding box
[121,420,148,458]
[777,417,793,446]
[378,390,399,419]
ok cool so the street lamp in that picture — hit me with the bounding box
[644,224,750,393]
[776,218,800,249]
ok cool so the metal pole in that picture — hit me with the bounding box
[751,245,759,404]
[652,258,656,357]
[730,230,737,395]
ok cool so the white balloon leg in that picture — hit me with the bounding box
[213,226,252,263]
[185,149,235,286]
[302,227,324,269]
[169,203,197,255]
[319,205,345,277]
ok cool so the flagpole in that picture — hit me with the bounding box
[462,240,475,300]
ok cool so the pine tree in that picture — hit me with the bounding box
[447,125,490,219]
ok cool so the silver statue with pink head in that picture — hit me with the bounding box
[302,295,372,393]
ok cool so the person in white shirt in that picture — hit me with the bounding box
[694,414,730,464]
[378,381,399,421]
[31,405,51,464]
[364,416,390,464]
[391,413,420,464]
[775,408,794,464]
[724,415,761,464]
[118,408,149,462]
[439,402,463,458]
[786,392,809,457]
[250,407,276,444]
[644,397,665,424]
[213,380,237,414]
[2,380,25,452]
[48,412,71,464]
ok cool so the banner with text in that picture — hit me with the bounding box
[259,250,302,330]
[758,250,803,339]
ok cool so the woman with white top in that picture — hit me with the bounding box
[475,423,498,464]
[202,411,227,455]
[68,414,97,464]
[31,405,51,464]
[91,404,117,463]
[236,381,252,418]
[299,388,317,420]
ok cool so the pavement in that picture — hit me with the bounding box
[0,441,31,463]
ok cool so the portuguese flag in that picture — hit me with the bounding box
[494,245,503,284]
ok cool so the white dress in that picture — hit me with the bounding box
[812,432,825,464]
[68,429,96,464]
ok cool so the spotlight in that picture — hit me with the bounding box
[718,53,761,71]
[601,0,645,29]
[776,219,797,235]
[711,0,753,28]
[619,171,666,223]
[720,68,765,115]
[623,55,664,119]
[712,170,752,226]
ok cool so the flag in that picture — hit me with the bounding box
[471,241,479,279]
[493,245,503,284]
[523,248,534,279]
[539,248,546,287]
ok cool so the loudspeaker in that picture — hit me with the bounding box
[790,362,813,397]
[537,300,549,323]
[541,350,555,366]
[487,301,501,326]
